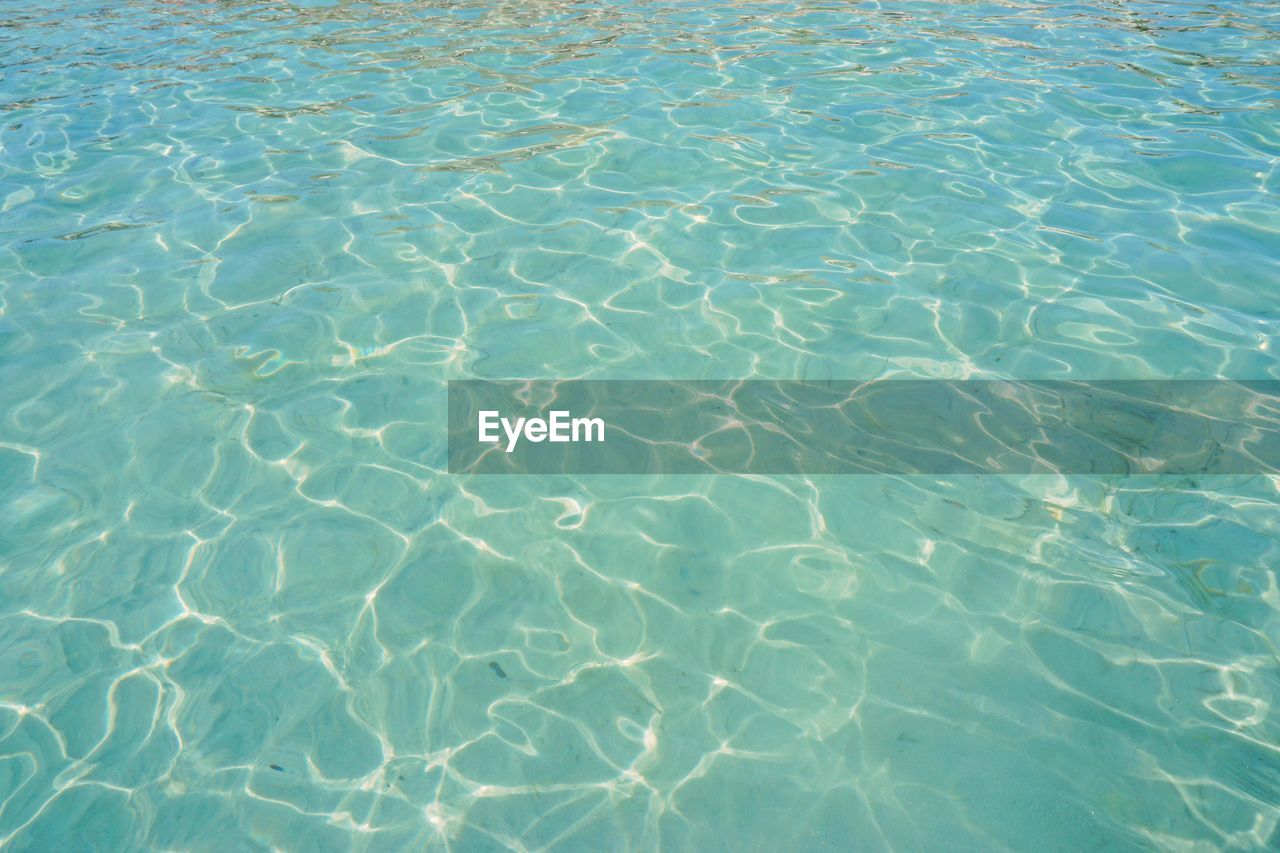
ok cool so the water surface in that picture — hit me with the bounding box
[2,0,1280,849]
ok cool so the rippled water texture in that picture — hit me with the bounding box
[3,0,1280,849]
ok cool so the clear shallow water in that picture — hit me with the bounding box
[2,0,1280,848]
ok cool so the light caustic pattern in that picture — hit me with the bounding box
[2,0,1280,849]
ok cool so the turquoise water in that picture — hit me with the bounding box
[2,0,1280,848]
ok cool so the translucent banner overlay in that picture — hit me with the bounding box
[447,380,1280,475]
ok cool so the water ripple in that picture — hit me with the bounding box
[2,0,1280,848]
